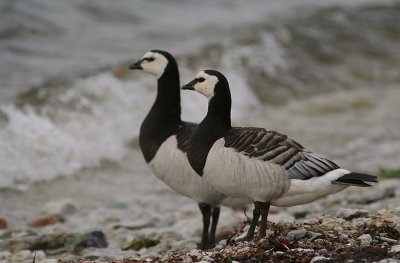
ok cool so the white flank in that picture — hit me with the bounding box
[149,135,250,206]
[140,51,168,79]
[203,138,290,202]
[272,168,350,207]
[193,71,218,99]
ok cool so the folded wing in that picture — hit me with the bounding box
[223,128,378,186]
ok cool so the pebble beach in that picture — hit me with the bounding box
[0,158,399,262]
[1,1,400,262]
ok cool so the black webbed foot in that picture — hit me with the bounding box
[236,201,271,242]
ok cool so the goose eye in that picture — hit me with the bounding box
[144,57,155,62]
[197,77,205,83]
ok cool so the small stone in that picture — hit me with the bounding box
[59,254,80,261]
[286,228,307,240]
[334,226,343,232]
[182,256,193,263]
[269,212,295,223]
[336,208,369,220]
[317,249,328,256]
[0,251,11,260]
[28,214,64,227]
[0,234,35,252]
[85,255,103,261]
[291,248,314,253]
[0,229,36,239]
[38,259,58,263]
[0,231,108,254]
[188,249,201,257]
[218,239,227,246]
[351,218,371,228]
[303,218,319,225]
[377,259,400,263]
[336,218,346,224]
[390,245,400,253]
[81,231,108,249]
[357,234,372,247]
[310,256,330,262]
[121,236,159,251]
[314,239,326,246]
[215,244,223,249]
[377,209,388,215]
[42,198,77,215]
[203,255,212,261]
[12,250,32,261]
[0,218,7,229]
[112,220,153,230]
[33,250,46,261]
[310,233,324,242]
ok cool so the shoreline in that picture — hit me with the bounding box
[1,174,399,262]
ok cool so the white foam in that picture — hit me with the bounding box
[0,73,152,190]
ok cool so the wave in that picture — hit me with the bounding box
[182,2,400,104]
[1,1,399,190]
[0,73,151,189]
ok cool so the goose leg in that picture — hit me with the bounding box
[198,202,212,250]
[258,201,271,239]
[208,206,220,246]
[237,202,261,242]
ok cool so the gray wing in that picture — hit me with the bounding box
[223,127,340,180]
[176,121,198,153]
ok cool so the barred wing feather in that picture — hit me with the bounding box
[223,128,340,180]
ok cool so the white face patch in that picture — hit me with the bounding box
[140,51,168,78]
[192,71,218,99]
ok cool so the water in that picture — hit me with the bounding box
[0,1,399,259]
[1,0,399,191]
[0,0,399,227]
[0,0,289,102]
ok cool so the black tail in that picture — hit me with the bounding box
[333,172,379,187]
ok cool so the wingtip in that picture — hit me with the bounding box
[332,180,373,187]
[347,172,379,182]
[333,172,379,187]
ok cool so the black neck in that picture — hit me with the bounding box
[205,91,232,131]
[186,83,232,175]
[150,66,181,121]
[140,61,182,163]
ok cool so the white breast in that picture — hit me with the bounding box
[149,136,226,206]
[203,138,291,202]
[272,168,350,207]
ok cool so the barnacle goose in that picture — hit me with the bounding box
[182,69,379,241]
[129,51,249,248]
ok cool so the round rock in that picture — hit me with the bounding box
[0,218,7,229]
[336,208,369,220]
[390,245,400,254]
[286,228,307,240]
[42,198,77,215]
[38,259,58,263]
[357,234,372,247]
[310,256,331,262]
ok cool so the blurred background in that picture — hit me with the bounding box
[0,0,399,259]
